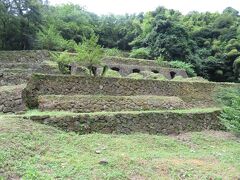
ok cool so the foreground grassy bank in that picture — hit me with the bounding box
[0,116,240,179]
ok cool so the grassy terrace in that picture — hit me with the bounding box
[0,84,26,92]
[0,115,239,179]
[4,107,221,118]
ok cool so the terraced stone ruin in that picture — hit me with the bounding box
[0,51,239,134]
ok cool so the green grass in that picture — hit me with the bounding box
[39,95,184,104]
[13,107,222,118]
[0,116,239,179]
[0,84,26,92]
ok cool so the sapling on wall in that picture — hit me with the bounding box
[75,34,105,76]
[57,34,106,76]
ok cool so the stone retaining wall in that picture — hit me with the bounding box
[23,74,238,108]
[38,95,188,113]
[0,50,51,63]
[102,56,170,67]
[106,64,187,79]
[29,110,223,135]
[0,85,26,113]
[0,72,31,86]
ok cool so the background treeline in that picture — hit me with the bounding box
[0,0,240,82]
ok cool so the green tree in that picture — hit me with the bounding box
[71,34,104,76]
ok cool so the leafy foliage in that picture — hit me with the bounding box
[104,69,122,78]
[75,34,104,69]
[130,48,151,59]
[0,0,43,50]
[127,73,144,79]
[57,34,104,76]
[0,2,240,82]
[216,88,240,134]
[36,25,76,51]
[104,48,128,57]
[169,61,196,77]
[56,52,76,74]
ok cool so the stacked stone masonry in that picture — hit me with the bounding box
[0,50,238,135]
[71,56,187,79]
[0,50,60,86]
[38,95,188,113]
[23,74,238,109]
[0,85,26,113]
[29,110,223,135]
[106,64,187,79]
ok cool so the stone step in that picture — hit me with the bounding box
[26,108,223,135]
[23,74,239,109]
[0,62,59,74]
[0,71,31,86]
[0,50,51,63]
[0,66,60,86]
[38,95,188,113]
[0,63,33,69]
[0,84,26,113]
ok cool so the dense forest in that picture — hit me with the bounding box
[0,0,240,82]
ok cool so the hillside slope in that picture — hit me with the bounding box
[0,116,239,179]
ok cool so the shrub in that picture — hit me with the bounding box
[155,56,171,67]
[169,61,196,77]
[216,87,240,135]
[233,57,240,80]
[56,52,76,74]
[127,73,144,79]
[74,34,104,76]
[65,40,78,52]
[140,71,167,80]
[187,77,209,82]
[56,34,104,76]
[104,69,122,78]
[171,76,209,82]
[220,98,240,134]
[36,26,67,51]
[227,49,240,59]
[130,48,151,59]
[171,75,184,81]
[104,48,128,57]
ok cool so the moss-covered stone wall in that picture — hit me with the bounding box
[23,74,239,108]
[102,56,169,67]
[105,64,187,79]
[38,95,188,113]
[0,50,51,63]
[0,72,31,86]
[0,51,60,85]
[29,110,223,135]
[0,85,26,113]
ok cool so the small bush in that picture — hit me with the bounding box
[130,48,151,59]
[216,87,240,135]
[169,61,196,77]
[155,55,170,67]
[127,73,144,79]
[104,48,128,57]
[56,34,104,76]
[171,76,184,81]
[65,40,78,52]
[36,25,77,51]
[233,57,240,80]
[172,76,209,82]
[75,34,104,74]
[188,77,209,82]
[104,69,122,78]
[56,52,76,74]
[140,71,167,80]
